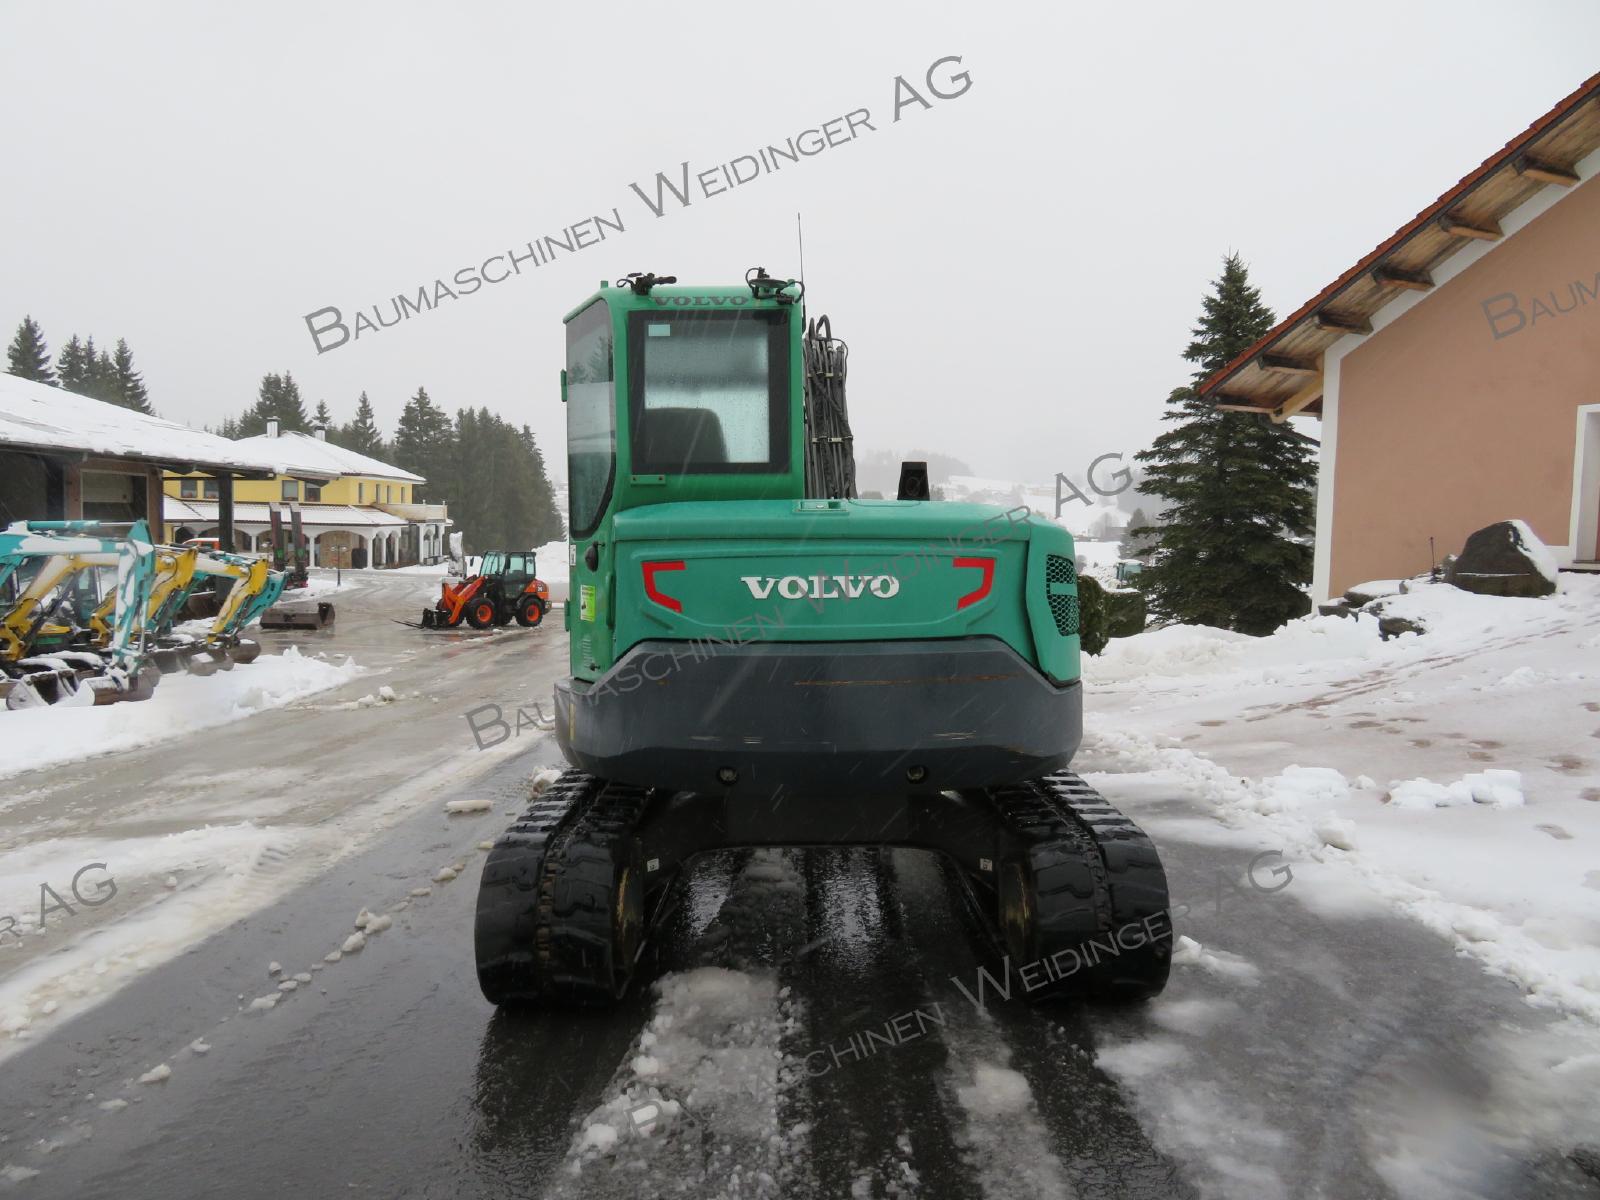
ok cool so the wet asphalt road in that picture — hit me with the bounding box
[2,579,1598,1198]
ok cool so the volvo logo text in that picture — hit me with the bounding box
[741,574,900,600]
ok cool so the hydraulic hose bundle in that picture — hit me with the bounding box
[802,314,856,500]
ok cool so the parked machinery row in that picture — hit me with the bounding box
[0,519,293,709]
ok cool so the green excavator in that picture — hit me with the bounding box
[474,269,1171,1006]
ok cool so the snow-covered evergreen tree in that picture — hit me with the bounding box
[1132,254,1316,635]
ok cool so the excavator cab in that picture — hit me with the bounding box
[474,271,1172,1010]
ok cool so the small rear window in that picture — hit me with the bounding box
[628,309,789,475]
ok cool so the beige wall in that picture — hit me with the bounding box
[1331,175,1600,594]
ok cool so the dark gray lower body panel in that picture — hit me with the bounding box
[553,638,1081,798]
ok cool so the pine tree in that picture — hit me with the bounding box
[107,339,153,413]
[342,391,385,457]
[56,334,90,392]
[1120,506,1152,560]
[313,399,334,432]
[6,316,55,384]
[519,424,563,545]
[1131,253,1316,635]
[392,387,453,499]
[80,337,113,403]
[440,408,563,553]
[277,372,309,431]
[237,371,311,436]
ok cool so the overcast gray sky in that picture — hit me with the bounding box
[3,1,1597,487]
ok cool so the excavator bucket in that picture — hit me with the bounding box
[259,596,335,629]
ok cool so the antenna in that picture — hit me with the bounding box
[796,212,806,292]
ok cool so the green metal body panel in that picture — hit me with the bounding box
[564,282,805,679]
[561,281,1080,687]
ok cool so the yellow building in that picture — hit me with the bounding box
[163,419,450,568]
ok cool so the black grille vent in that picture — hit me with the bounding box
[1045,554,1078,637]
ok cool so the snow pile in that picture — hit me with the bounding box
[531,539,570,604]
[564,967,792,1180]
[1371,578,1564,636]
[1388,770,1524,809]
[327,685,398,711]
[955,1062,1033,1117]
[1090,573,1591,697]
[1085,570,1600,1025]
[0,647,362,780]
[1087,617,1375,687]
[1244,765,1352,814]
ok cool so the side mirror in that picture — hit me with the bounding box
[560,368,568,404]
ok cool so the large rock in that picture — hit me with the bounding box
[1377,613,1427,640]
[1364,595,1428,639]
[1445,521,1557,598]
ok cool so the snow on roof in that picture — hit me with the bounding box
[227,430,423,483]
[164,498,412,527]
[0,372,279,473]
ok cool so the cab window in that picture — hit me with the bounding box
[627,309,789,475]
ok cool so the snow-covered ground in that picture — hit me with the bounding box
[0,647,360,782]
[1084,573,1600,1025]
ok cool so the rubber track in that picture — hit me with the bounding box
[476,769,654,1006]
[986,771,1172,1000]
[538,776,652,1003]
